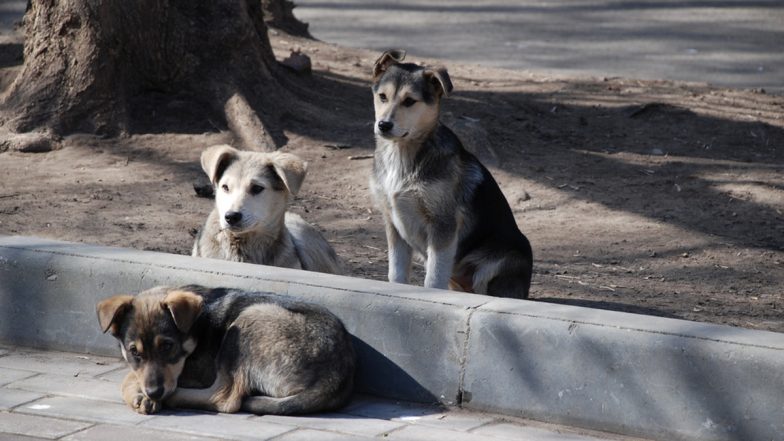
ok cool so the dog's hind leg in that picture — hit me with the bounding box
[486,274,529,299]
[241,379,352,415]
[165,372,245,413]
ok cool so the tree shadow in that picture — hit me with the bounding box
[284,68,784,253]
[29,63,782,255]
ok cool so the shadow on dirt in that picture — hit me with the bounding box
[2,51,782,327]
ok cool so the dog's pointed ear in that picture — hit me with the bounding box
[373,49,406,81]
[270,152,308,197]
[163,290,203,334]
[424,67,453,98]
[97,295,135,335]
[201,144,239,185]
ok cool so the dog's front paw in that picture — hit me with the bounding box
[131,394,161,414]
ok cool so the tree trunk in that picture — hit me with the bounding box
[0,0,307,150]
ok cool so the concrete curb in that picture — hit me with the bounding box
[0,236,781,441]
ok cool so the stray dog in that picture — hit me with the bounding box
[96,285,355,415]
[370,50,533,298]
[192,145,342,274]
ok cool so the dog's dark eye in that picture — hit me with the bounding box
[250,184,265,195]
[221,184,229,192]
[129,346,140,358]
[160,341,174,353]
[402,97,417,107]
[378,93,387,102]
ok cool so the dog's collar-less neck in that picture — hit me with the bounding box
[220,218,289,265]
[375,122,443,159]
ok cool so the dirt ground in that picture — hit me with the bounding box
[1,31,782,333]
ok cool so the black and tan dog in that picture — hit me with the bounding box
[97,285,355,415]
[370,50,533,298]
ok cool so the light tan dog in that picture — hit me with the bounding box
[193,145,341,274]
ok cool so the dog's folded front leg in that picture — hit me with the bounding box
[166,373,243,413]
[424,235,458,290]
[122,371,161,415]
[166,386,222,412]
[386,222,413,284]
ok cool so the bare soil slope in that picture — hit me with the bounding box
[1,32,782,332]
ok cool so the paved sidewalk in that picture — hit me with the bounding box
[295,0,784,93]
[0,345,649,441]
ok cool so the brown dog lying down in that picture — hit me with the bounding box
[97,285,355,415]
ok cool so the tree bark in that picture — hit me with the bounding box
[0,0,307,151]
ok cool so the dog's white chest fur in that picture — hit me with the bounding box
[372,143,429,255]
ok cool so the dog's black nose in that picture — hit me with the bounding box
[224,211,242,226]
[377,120,394,133]
[145,385,165,400]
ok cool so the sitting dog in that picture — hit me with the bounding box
[96,285,355,415]
[369,50,533,298]
[192,145,341,274]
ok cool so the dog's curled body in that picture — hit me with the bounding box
[97,285,355,415]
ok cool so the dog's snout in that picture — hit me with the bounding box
[145,384,165,400]
[377,120,394,133]
[225,211,243,226]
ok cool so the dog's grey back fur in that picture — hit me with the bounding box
[286,213,343,275]
[179,285,355,414]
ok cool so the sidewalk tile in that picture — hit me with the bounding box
[96,367,130,383]
[399,410,496,431]
[272,428,374,441]
[340,395,436,420]
[0,412,91,439]
[9,374,123,403]
[472,422,609,441]
[142,411,294,441]
[386,425,506,441]
[0,389,45,410]
[0,350,123,377]
[258,413,404,437]
[0,434,51,441]
[16,396,152,425]
[63,424,221,441]
[0,368,37,387]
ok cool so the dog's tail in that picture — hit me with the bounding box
[240,376,354,415]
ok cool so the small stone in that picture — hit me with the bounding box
[281,50,312,75]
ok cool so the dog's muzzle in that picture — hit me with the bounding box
[375,120,408,139]
[224,211,243,227]
[377,120,394,134]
